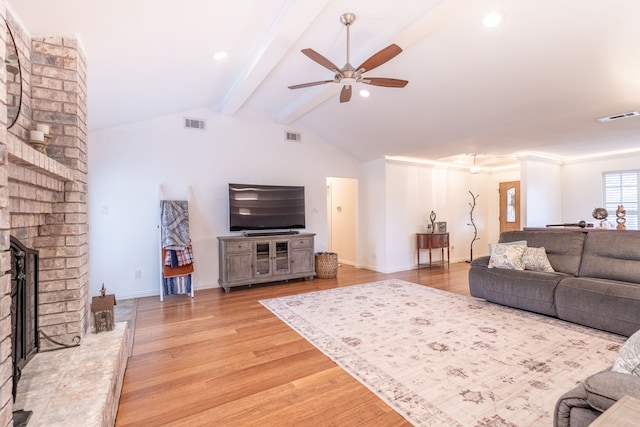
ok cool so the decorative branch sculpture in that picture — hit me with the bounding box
[467,191,480,262]
[429,211,436,233]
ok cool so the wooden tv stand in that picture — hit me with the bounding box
[217,233,315,292]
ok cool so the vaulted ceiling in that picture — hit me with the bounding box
[9,0,640,168]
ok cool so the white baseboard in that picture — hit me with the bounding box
[117,283,221,300]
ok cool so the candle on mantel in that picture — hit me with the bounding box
[36,123,50,134]
[30,130,45,142]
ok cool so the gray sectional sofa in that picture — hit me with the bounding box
[554,367,640,426]
[469,229,640,337]
[469,229,640,426]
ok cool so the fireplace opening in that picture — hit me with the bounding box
[10,236,39,424]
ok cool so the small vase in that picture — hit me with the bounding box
[29,134,51,153]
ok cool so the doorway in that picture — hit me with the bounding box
[326,177,357,265]
[499,181,521,233]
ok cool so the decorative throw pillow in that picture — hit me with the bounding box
[612,329,640,376]
[499,240,528,247]
[488,242,526,270]
[521,247,554,272]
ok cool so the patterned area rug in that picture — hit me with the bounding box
[260,279,626,426]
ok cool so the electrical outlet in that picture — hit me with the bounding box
[134,269,141,280]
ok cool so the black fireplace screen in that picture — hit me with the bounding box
[10,236,39,401]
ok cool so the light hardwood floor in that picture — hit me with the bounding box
[116,262,471,426]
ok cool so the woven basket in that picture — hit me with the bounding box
[315,252,338,278]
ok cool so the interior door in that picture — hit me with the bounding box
[326,177,357,265]
[499,181,520,233]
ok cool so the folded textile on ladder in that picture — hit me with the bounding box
[164,245,194,267]
[163,275,192,296]
[160,200,190,250]
[160,199,194,297]
[162,248,194,277]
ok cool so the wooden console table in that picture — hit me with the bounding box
[417,233,449,268]
[589,395,640,426]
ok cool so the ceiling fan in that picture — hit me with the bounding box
[288,12,409,103]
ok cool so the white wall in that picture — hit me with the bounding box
[89,105,640,299]
[520,157,562,227]
[562,152,640,226]
[358,159,387,271]
[88,109,362,299]
[382,161,494,272]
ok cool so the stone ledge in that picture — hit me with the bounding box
[7,134,74,182]
[13,322,129,427]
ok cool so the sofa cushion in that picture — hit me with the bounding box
[553,384,600,427]
[583,368,640,412]
[556,277,640,337]
[468,256,490,299]
[488,242,526,270]
[612,329,640,375]
[470,255,490,269]
[500,231,586,276]
[472,267,565,316]
[579,231,640,283]
[522,246,554,272]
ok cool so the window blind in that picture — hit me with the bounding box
[603,169,639,229]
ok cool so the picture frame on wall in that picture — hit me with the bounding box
[435,221,447,233]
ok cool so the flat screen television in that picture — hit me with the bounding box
[228,183,306,232]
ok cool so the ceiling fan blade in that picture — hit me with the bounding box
[356,44,403,73]
[362,77,409,88]
[339,85,352,103]
[301,48,341,73]
[288,80,333,90]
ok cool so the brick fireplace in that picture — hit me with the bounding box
[1,6,89,426]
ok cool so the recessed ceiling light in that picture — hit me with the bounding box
[213,51,228,60]
[483,11,504,28]
[359,89,370,98]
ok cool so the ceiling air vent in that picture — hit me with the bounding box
[184,117,206,130]
[285,131,301,142]
[596,111,639,123]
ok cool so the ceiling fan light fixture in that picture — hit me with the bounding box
[341,77,357,86]
[288,13,408,102]
[469,154,480,174]
[340,12,356,26]
[359,89,370,98]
